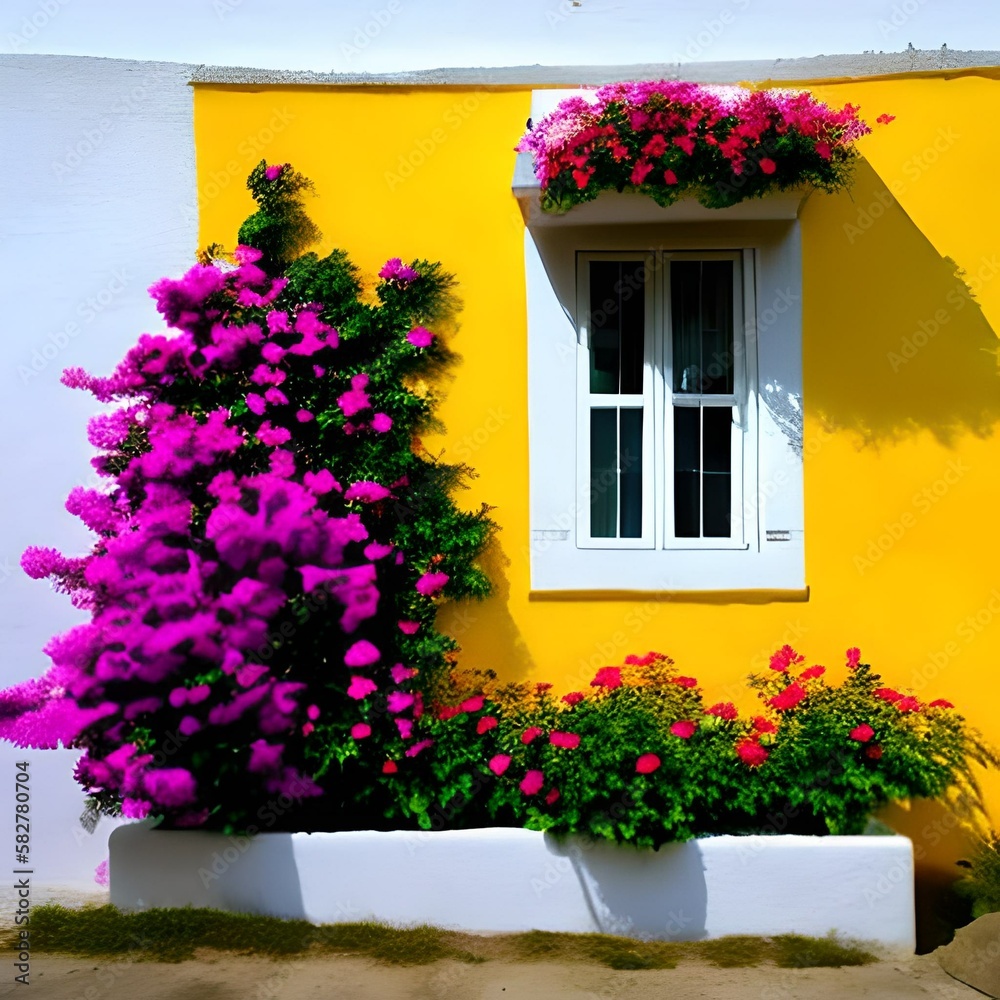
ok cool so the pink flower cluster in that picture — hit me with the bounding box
[517,81,886,208]
[3,241,439,825]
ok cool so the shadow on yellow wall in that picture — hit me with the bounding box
[804,159,1000,445]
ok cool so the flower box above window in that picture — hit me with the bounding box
[513,84,889,228]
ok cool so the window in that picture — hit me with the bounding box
[577,251,753,551]
[521,202,805,596]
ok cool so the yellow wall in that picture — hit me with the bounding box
[192,77,1000,894]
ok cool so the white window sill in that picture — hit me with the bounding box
[513,151,813,228]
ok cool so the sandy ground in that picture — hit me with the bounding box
[0,952,982,1000]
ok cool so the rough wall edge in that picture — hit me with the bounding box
[188,48,1000,86]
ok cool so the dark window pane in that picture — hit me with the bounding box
[590,409,617,537]
[703,407,732,537]
[619,409,643,538]
[673,407,700,538]
[589,261,644,394]
[671,260,734,395]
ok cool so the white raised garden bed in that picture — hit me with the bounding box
[109,824,915,954]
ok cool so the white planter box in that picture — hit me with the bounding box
[109,824,915,954]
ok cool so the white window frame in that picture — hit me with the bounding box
[524,218,805,596]
[576,250,757,554]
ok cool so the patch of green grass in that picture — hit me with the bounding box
[771,934,874,968]
[0,905,877,970]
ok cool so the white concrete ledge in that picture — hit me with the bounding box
[110,824,915,954]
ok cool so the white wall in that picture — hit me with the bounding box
[1,0,999,73]
[0,54,197,888]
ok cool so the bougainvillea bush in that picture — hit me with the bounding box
[516,80,893,214]
[2,162,496,832]
[3,162,991,846]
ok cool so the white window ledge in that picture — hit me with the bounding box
[513,151,813,228]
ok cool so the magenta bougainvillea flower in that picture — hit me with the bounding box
[636,753,661,774]
[517,81,888,214]
[519,770,545,795]
[669,720,697,740]
[549,731,580,749]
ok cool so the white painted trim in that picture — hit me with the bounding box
[526,221,804,593]
[110,824,916,955]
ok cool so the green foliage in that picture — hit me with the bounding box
[237,161,322,272]
[956,833,1000,917]
[396,651,997,848]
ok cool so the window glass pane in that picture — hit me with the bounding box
[590,409,617,537]
[619,408,643,538]
[702,407,732,538]
[673,406,700,538]
[589,261,644,395]
[671,260,734,395]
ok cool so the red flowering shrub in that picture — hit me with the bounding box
[517,80,892,214]
[408,648,996,847]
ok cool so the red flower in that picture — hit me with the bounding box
[521,726,544,744]
[488,754,511,775]
[799,665,826,681]
[874,688,902,702]
[641,134,668,157]
[876,113,896,125]
[815,141,832,160]
[670,676,698,688]
[846,647,861,669]
[866,744,883,760]
[929,699,955,709]
[636,753,661,774]
[545,787,560,805]
[895,696,921,713]
[670,720,697,739]
[849,723,874,742]
[751,715,777,735]
[759,157,777,174]
[768,682,806,711]
[769,645,805,672]
[459,695,484,713]
[437,705,461,721]
[673,134,696,156]
[625,652,660,666]
[591,667,622,689]
[535,682,553,694]
[706,702,738,720]
[572,167,594,190]
[477,716,498,735]
[549,731,580,749]
[736,739,769,768]
[382,761,398,774]
[562,691,585,705]
[610,141,630,161]
[520,770,545,795]
[663,169,678,185]
[630,160,654,185]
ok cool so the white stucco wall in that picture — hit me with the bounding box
[0,54,196,889]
